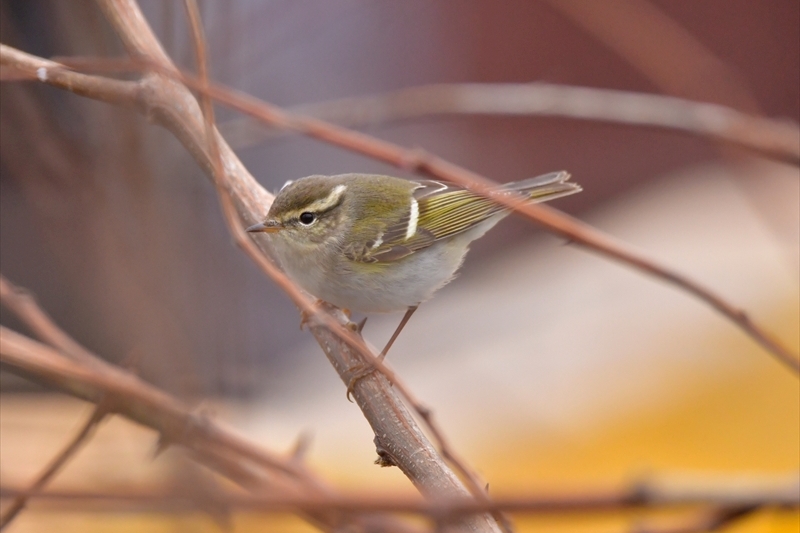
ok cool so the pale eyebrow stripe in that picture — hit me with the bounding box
[306,184,347,212]
[405,198,419,241]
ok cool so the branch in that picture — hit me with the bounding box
[0,276,104,368]
[91,56,800,374]
[1,34,797,533]
[0,325,427,533]
[3,2,503,528]
[0,404,107,527]
[182,3,506,530]
[1,473,796,515]
[1,6,797,530]
[2,35,797,533]
[2,47,795,374]
[219,83,800,165]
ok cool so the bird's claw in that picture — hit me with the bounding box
[299,299,326,330]
[345,363,377,402]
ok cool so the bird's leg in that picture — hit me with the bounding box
[345,305,418,400]
[379,305,418,360]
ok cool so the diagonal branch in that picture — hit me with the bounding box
[3,4,503,530]
[196,79,800,373]
[1,44,795,374]
[175,5,503,532]
[118,58,800,374]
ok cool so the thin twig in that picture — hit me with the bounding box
[0,344,149,530]
[17,56,798,165]
[1,473,796,515]
[0,275,103,368]
[218,83,800,165]
[0,325,422,533]
[0,404,108,529]
[115,58,800,375]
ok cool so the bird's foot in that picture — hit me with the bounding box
[299,299,326,330]
[345,362,377,402]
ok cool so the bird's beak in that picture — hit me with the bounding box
[246,219,283,233]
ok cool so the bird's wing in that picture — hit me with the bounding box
[344,172,579,264]
[343,181,501,263]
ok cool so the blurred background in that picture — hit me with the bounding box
[0,1,798,532]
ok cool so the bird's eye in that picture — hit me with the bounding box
[298,212,316,225]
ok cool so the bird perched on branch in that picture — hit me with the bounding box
[248,171,581,359]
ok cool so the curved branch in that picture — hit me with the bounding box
[221,83,800,164]
[199,75,800,374]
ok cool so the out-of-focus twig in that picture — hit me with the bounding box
[0,325,425,533]
[0,277,147,531]
[545,0,760,113]
[0,275,103,368]
[0,404,108,529]
[20,55,798,164]
[631,506,758,533]
[0,326,303,480]
[1,473,796,515]
[219,83,800,165]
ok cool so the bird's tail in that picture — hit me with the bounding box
[502,171,582,203]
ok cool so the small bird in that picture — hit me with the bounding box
[247,171,581,358]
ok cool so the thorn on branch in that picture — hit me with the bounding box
[417,404,432,420]
[153,434,174,458]
[289,431,313,464]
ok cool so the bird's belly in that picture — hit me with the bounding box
[271,228,487,313]
[321,240,468,313]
